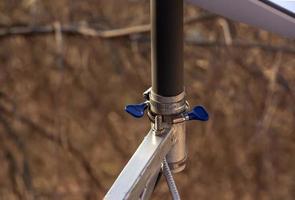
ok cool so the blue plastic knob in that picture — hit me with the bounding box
[187,106,209,121]
[125,102,148,118]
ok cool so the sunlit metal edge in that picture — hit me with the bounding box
[104,127,175,200]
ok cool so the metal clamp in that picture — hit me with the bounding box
[149,89,187,116]
[124,88,209,174]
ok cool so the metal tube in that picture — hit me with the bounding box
[166,122,187,173]
[104,128,175,200]
[151,0,184,97]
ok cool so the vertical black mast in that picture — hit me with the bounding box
[151,0,184,97]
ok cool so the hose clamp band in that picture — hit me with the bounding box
[149,90,186,115]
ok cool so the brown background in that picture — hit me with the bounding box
[0,0,294,199]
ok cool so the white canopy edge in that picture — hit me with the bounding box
[188,0,295,38]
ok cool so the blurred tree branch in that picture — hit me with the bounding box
[185,39,295,54]
[0,14,293,54]
[0,13,216,38]
[3,149,22,199]
[0,115,34,199]
[234,56,295,99]
[0,103,106,194]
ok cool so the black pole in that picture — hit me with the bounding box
[151,0,184,97]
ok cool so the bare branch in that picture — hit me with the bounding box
[0,115,34,199]
[185,39,295,54]
[218,18,233,45]
[184,13,218,24]
[0,14,217,39]
[0,104,106,193]
[53,21,64,68]
[3,149,22,199]
[0,23,150,38]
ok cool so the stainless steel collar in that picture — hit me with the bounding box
[149,90,186,115]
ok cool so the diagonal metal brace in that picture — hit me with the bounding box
[104,127,175,200]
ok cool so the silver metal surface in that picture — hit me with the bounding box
[150,90,185,103]
[172,116,186,124]
[140,168,161,200]
[266,0,295,13]
[173,114,192,124]
[149,90,186,115]
[188,0,295,38]
[166,122,187,173]
[143,87,152,100]
[149,100,186,115]
[104,128,175,200]
[154,115,164,134]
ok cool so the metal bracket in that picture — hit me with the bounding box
[104,128,175,200]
